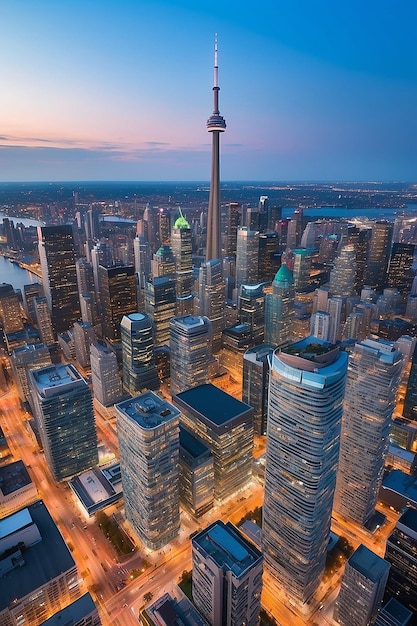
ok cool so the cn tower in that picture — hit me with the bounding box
[206,35,226,262]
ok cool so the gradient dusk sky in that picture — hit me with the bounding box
[1,0,416,182]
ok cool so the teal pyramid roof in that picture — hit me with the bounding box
[273,263,294,284]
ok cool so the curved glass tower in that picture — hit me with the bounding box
[262,337,348,604]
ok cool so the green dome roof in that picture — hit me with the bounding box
[174,215,190,229]
[273,263,294,284]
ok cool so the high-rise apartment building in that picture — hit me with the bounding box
[292,248,313,292]
[169,315,211,396]
[121,313,159,396]
[133,235,151,289]
[98,264,137,343]
[222,202,240,258]
[73,321,96,368]
[192,520,263,626]
[329,244,356,299]
[179,424,214,516]
[195,259,224,353]
[334,338,403,527]
[11,343,52,406]
[173,384,253,501]
[334,544,390,626]
[402,343,417,422]
[363,221,393,292]
[238,284,265,345]
[258,231,280,283]
[242,343,275,436]
[386,243,415,295]
[90,341,123,407]
[262,338,348,604]
[264,263,295,346]
[151,244,176,279]
[22,282,44,324]
[310,310,333,342]
[116,391,180,549]
[0,283,23,334]
[30,363,98,482]
[171,214,194,315]
[34,296,55,346]
[145,276,177,347]
[38,225,81,334]
[384,507,417,617]
[235,227,259,293]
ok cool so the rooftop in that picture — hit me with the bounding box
[180,425,211,460]
[348,544,390,583]
[116,391,180,430]
[0,500,75,611]
[39,593,97,625]
[31,363,85,397]
[398,506,417,533]
[174,384,252,426]
[192,520,262,577]
[0,460,32,497]
[381,469,417,508]
[378,597,413,625]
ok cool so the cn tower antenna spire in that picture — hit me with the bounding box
[206,34,226,263]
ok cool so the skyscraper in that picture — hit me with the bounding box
[145,275,177,347]
[242,343,275,436]
[30,363,98,482]
[334,544,390,626]
[384,507,417,617]
[90,341,123,407]
[174,384,253,502]
[238,284,265,345]
[98,264,137,343]
[334,338,403,527]
[258,231,280,283]
[235,227,259,293]
[329,244,357,299]
[34,296,55,346]
[169,315,211,396]
[121,312,159,396]
[116,391,180,549]
[0,283,23,334]
[206,35,226,263]
[171,212,194,315]
[73,321,96,368]
[386,242,415,294]
[262,337,348,604]
[195,259,224,353]
[37,225,81,334]
[403,343,417,422]
[192,520,263,626]
[364,221,393,292]
[264,263,295,346]
[292,248,313,292]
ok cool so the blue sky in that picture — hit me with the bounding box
[1,0,416,181]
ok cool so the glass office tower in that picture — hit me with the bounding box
[121,313,159,396]
[30,363,98,482]
[334,338,403,527]
[169,315,211,396]
[37,225,81,334]
[262,337,348,604]
[116,392,180,550]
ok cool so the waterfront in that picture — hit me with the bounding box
[0,256,41,292]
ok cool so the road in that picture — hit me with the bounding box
[1,378,402,626]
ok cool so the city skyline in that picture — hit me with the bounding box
[1,0,416,182]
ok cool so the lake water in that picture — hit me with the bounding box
[0,257,42,293]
